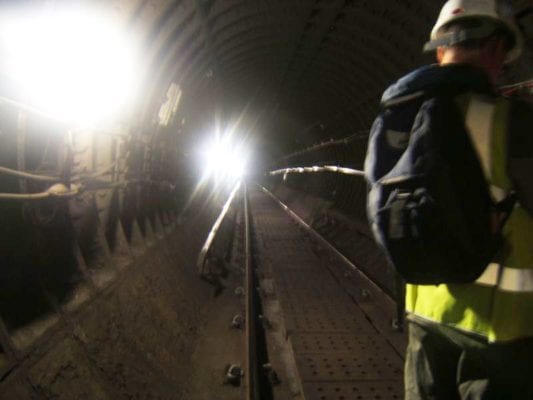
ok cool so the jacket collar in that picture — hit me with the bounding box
[382,64,495,104]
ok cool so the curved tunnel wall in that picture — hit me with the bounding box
[0,195,233,399]
[0,0,531,397]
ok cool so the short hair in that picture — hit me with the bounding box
[439,17,515,51]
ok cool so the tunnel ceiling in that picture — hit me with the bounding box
[127,0,443,159]
[13,0,533,163]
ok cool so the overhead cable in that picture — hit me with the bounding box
[0,162,120,184]
[500,78,533,96]
[0,183,80,201]
[0,165,59,182]
[0,96,65,124]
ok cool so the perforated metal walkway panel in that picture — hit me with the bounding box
[250,187,403,400]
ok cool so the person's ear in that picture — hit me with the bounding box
[437,47,445,63]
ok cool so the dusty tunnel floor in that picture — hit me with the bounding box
[248,186,406,400]
[0,186,406,400]
[181,272,247,400]
[0,192,250,400]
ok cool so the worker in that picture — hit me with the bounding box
[369,0,533,398]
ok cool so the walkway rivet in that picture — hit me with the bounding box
[224,364,244,386]
[231,314,244,329]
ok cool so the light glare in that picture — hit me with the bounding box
[1,7,137,125]
[202,134,248,183]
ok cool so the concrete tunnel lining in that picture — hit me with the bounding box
[0,0,531,398]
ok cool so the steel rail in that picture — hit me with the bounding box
[244,183,261,400]
[196,180,242,276]
[269,165,365,177]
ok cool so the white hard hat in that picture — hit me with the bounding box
[425,0,523,63]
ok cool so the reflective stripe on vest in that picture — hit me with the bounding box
[405,94,533,342]
[465,96,510,200]
[465,96,494,179]
[465,95,533,293]
[475,262,499,286]
[476,263,533,292]
[500,267,533,292]
[407,93,533,342]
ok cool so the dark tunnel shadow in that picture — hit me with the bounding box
[105,188,121,252]
[0,199,81,331]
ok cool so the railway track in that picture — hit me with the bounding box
[200,182,406,399]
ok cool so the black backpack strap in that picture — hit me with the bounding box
[494,192,518,233]
[508,99,533,215]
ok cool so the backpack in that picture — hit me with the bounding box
[365,77,513,285]
[508,98,533,215]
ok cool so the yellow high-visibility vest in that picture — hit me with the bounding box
[406,93,533,342]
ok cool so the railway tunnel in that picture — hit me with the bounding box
[0,1,532,399]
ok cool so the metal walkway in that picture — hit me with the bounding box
[249,186,404,400]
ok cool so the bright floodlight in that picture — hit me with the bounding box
[201,134,248,183]
[0,6,137,125]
